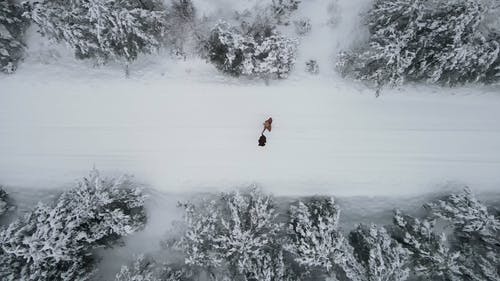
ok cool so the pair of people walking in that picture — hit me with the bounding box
[258,117,273,147]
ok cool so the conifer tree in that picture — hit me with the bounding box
[425,188,500,281]
[165,0,196,57]
[337,0,500,87]
[0,186,10,217]
[115,254,194,281]
[0,170,147,281]
[207,21,297,79]
[285,197,364,280]
[0,0,26,73]
[349,224,410,281]
[30,0,166,74]
[272,0,300,25]
[390,210,462,281]
[175,187,295,280]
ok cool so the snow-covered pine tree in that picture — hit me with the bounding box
[483,0,500,30]
[305,59,319,74]
[30,0,166,74]
[420,0,500,86]
[0,169,147,281]
[336,0,425,87]
[175,187,294,281]
[293,18,311,36]
[474,0,500,82]
[0,0,26,73]
[285,197,364,280]
[349,224,410,281]
[115,254,194,281]
[337,0,500,87]
[0,186,9,217]
[1,203,96,281]
[425,188,500,281]
[169,0,195,23]
[164,0,196,58]
[272,0,300,25]
[206,21,249,77]
[207,20,297,79]
[389,210,461,281]
[116,255,160,281]
[253,34,298,79]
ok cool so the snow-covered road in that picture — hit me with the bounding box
[1,74,500,196]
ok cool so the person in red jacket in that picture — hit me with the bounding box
[262,117,272,134]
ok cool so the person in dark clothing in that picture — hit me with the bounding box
[258,134,267,146]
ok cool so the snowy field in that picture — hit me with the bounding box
[1,61,500,197]
[2,0,500,279]
[2,0,500,197]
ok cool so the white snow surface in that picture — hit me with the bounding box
[1,57,500,196]
[2,1,500,280]
[1,0,500,197]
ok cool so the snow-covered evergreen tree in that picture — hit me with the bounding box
[175,187,294,281]
[425,188,500,281]
[0,169,147,281]
[337,0,500,87]
[305,59,319,74]
[0,186,10,217]
[0,0,26,73]
[390,210,461,281]
[349,224,410,281]
[207,21,297,79]
[115,254,194,281]
[29,0,166,72]
[116,255,161,281]
[164,0,197,58]
[293,18,311,36]
[285,197,364,280]
[337,0,424,87]
[252,34,298,78]
[169,0,195,23]
[423,0,500,85]
[272,0,301,25]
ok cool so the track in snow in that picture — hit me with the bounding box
[1,76,500,196]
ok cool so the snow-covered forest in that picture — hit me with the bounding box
[1,175,499,281]
[2,0,499,83]
[1,0,500,280]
